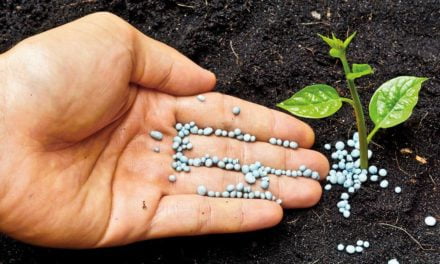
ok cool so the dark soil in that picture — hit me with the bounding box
[1,0,439,263]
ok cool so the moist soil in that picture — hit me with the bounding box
[0,1,439,263]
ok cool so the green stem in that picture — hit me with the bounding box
[339,54,369,169]
[340,97,355,107]
[367,125,380,143]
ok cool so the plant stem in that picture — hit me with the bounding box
[339,54,369,169]
[340,97,355,107]
[367,125,380,143]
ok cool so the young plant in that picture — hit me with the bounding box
[277,33,427,169]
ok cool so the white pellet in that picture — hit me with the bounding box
[425,216,437,226]
[345,245,355,254]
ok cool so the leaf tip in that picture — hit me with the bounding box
[276,102,287,109]
[343,31,357,48]
[318,33,334,47]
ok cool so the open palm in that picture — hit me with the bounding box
[0,13,328,248]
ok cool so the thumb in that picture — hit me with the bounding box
[130,26,216,95]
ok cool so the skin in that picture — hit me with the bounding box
[0,12,329,248]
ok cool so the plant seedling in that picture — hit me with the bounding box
[277,32,427,169]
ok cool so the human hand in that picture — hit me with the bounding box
[0,12,329,248]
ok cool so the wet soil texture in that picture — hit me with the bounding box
[1,0,439,263]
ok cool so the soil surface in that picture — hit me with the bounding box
[1,1,439,263]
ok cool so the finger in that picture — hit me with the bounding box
[166,167,322,208]
[146,195,283,239]
[79,12,216,95]
[129,21,216,95]
[174,92,315,148]
[114,132,323,209]
[186,136,329,178]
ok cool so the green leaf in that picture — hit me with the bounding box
[318,34,337,48]
[352,63,372,73]
[277,84,343,118]
[343,32,357,48]
[318,33,344,49]
[369,76,428,128]
[347,63,373,80]
[319,32,356,50]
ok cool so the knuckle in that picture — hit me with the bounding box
[236,201,245,231]
[217,93,235,130]
[196,198,212,234]
[86,11,123,23]
[275,177,282,201]
[155,61,174,90]
[269,110,278,140]
[283,148,290,170]
[84,12,136,43]
[219,93,231,128]
[241,141,250,165]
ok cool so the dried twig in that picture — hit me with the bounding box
[309,257,322,264]
[299,21,331,26]
[370,140,384,149]
[312,209,325,233]
[229,40,239,64]
[394,151,412,177]
[286,217,300,225]
[66,0,96,7]
[428,174,436,186]
[378,223,434,251]
[417,112,429,129]
[177,3,195,8]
